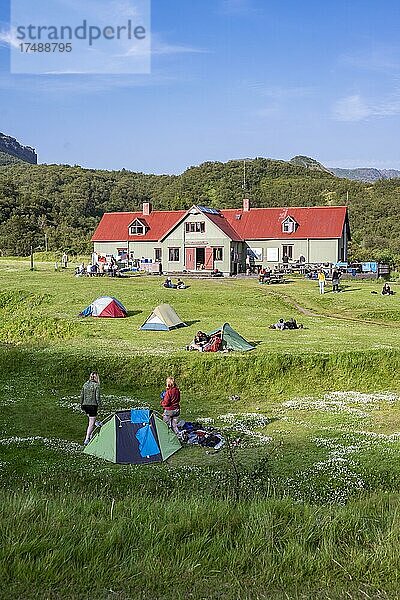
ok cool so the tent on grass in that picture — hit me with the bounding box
[192,323,254,352]
[79,296,127,318]
[214,323,254,351]
[83,409,181,464]
[140,303,187,331]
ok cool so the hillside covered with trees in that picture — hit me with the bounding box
[0,158,399,263]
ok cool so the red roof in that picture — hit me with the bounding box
[205,212,243,241]
[91,210,186,242]
[222,206,348,240]
[92,206,347,242]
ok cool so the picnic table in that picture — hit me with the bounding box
[259,272,285,284]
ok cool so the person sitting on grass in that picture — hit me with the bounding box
[269,318,303,330]
[382,282,394,296]
[176,278,186,289]
[202,332,223,352]
[270,318,285,330]
[163,277,175,288]
[211,268,223,277]
[187,331,210,351]
[258,268,271,283]
[284,318,304,330]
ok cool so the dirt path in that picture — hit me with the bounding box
[270,290,399,328]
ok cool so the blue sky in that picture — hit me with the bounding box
[1,0,400,173]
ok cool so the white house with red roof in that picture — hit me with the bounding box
[92,200,350,275]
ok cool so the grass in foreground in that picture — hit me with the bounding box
[1,491,400,600]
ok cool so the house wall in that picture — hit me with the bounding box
[94,241,125,257]
[308,239,338,263]
[162,212,232,274]
[245,238,339,265]
[94,240,155,259]
[337,225,348,262]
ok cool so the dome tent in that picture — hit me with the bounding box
[83,409,181,464]
[79,296,127,318]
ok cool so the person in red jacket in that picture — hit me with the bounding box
[161,376,181,434]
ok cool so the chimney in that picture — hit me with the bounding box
[143,202,152,216]
[243,198,250,212]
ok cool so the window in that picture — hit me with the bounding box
[266,248,279,262]
[282,217,296,233]
[213,247,223,261]
[185,221,205,233]
[154,248,162,262]
[168,248,180,262]
[117,248,128,260]
[282,245,293,260]
[129,219,145,235]
[247,247,262,261]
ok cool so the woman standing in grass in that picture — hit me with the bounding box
[317,269,326,294]
[161,376,181,435]
[80,372,101,445]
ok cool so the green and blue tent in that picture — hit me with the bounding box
[83,409,181,464]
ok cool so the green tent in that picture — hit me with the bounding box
[84,409,181,464]
[210,323,255,351]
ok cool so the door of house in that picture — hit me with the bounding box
[205,247,213,270]
[195,247,205,269]
[185,248,195,270]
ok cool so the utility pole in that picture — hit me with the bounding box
[242,159,247,193]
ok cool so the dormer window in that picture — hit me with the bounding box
[282,216,297,234]
[129,219,146,236]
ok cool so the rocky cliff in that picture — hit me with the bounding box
[0,132,37,164]
[330,167,400,182]
[289,155,334,175]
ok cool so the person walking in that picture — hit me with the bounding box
[161,376,181,435]
[80,372,101,445]
[318,269,326,294]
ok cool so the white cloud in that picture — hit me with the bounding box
[332,93,400,122]
[333,95,372,122]
[0,27,21,50]
[152,40,208,56]
[250,85,313,118]
[120,33,208,58]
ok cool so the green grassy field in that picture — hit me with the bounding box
[1,260,400,599]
